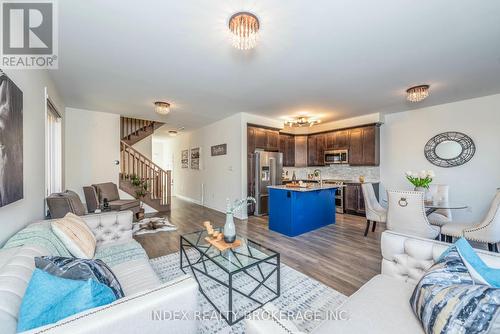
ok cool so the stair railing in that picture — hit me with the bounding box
[120,141,171,206]
[120,116,155,140]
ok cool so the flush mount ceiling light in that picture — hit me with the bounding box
[285,116,321,127]
[228,12,260,50]
[168,130,178,137]
[406,85,430,103]
[154,101,171,115]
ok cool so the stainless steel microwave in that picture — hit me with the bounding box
[324,149,348,164]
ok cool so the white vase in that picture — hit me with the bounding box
[223,213,236,243]
[414,186,432,201]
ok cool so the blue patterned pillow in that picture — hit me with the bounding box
[410,246,500,333]
[35,256,124,299]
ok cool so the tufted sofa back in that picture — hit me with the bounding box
[82,211,133,246]
[381,231,500,284]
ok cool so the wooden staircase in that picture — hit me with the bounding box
[119,117,171,212]
[121,116,165,146]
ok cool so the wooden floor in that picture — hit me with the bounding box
[135,197,384,296]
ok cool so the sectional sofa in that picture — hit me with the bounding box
[246,230,500,334]
[0,211,198,334]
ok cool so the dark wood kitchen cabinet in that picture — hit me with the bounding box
[307,133,326,166]
[248,125,280,152]
[279,133,295,167]
[333,130,349,150]
[345,182,379,216]
[348,125,380,166]
[325,132,335,150]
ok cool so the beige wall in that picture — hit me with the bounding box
[0,70,65,246]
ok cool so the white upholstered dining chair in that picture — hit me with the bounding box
[427,184,452,227]
[386,190,440,240]
[441,190,500,252]
[361,183,387,236]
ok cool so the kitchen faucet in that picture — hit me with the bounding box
[313,169,322,187]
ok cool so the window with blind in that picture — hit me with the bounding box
[46,99,62,199]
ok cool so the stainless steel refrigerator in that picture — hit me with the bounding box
[254,151,283,216]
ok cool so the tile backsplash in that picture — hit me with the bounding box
[283,165,380,182]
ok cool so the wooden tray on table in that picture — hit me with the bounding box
[205,236,241,251]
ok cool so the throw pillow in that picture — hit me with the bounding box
[454,238,500,288]
[17,268,116,332]
[51,212,96,258]
[410,245,500,334]
[35,256,124,299]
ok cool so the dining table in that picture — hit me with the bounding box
[382,199,468,215]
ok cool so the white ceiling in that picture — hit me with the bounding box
[51,0,500,132]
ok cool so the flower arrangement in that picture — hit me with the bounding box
[226,197,256,215]
[405,170,435,189]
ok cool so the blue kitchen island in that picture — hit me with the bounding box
[268,185,338,237]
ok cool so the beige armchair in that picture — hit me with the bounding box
[83,182,141,216]
[361,183,387,236]
[386,190,439,240]
[441,190,500,252]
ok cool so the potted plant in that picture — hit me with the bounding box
[224,197,256,243]
[130,175,148,220]
[405,170,435,200]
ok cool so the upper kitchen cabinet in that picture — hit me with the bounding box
[307,133,326,166]
[325,132,335,150]
[279,133,295,167]
[266,130,280,151]
[333,130,349,149]
[248,125,280,152]
[348,125,380,166]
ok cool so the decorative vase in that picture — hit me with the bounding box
[414,186,432,201]
[223,213,236,243]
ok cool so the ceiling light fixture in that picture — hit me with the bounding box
[406,85,430,103]
[154,101,171,115]
[168,130,178,137]
[285,117,321,128]
[228,12,260,50]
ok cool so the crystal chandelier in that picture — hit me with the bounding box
[228,12,260,50]
[154,101,170,115]
[285,117,321,127]
[406,85,430,103]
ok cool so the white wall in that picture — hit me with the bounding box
[172,113,245,217]
[65,108,120,200]
[0,70,65,246]
[380,93,500,223]
[133,135,152,159]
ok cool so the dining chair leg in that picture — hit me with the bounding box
[372,221,377,232]
[446,236,453,243]
[488,243,494,252]
[440,234,445,242]
[364,220,371,237]
[494,243,499,253]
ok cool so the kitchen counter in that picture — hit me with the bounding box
[268,185,337,237]
[268,185,340,192]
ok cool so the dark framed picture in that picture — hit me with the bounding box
[211,144,227,156]
[190,147,200,170]
[0,74,23,207]
[181,149,189,168]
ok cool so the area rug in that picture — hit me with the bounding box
[132,217,176,236]
[150,251,347,334]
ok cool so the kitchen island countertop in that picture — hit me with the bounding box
[268,185,340,192]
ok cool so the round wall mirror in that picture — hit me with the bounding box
[424,132,475,168]
[434,140,463,160]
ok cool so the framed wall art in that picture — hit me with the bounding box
[190,147,200,170]
[0,73,23,207]
[181,149,189,168]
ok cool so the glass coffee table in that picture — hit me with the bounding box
[180,229,280,325]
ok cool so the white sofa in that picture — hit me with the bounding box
[0,211,199,334]
[246,230,500,334]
